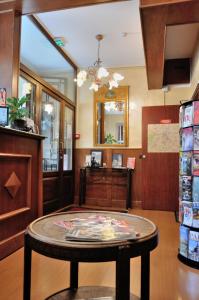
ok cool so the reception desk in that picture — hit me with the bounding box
[0,126,44,259]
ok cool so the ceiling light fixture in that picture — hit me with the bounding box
[74,34,124,92]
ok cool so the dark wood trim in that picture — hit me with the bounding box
[0,9,21,97]
[12,10,21,97]
[0,207,30,221]
[0,126,45,140]
[0,230,25,260]
[30,15,77,71]
[21,64,76,109]
[140,0,199,89]
[140,0,192,7]
[15,0,128,15]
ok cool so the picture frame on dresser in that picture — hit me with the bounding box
[90,150,103,167]
[112,153,123,168]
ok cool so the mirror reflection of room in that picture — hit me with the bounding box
[95,86,128,146]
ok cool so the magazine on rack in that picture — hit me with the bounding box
[179,151,192,175]
[192,151,199,176]
[193,101,199,125]
[182,175,192,201]
[183,104,193,127]
[182,127,193,151]
[192,176,199,202]
[183,201,193,226]
[188,230,199,262]
[193,126,199,150]
[192,202,199,228]
[54,215,140,242]
[179,225,189,257]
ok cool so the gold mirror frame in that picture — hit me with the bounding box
[94,86,129,147]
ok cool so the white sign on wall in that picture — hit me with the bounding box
[148,123,179,153]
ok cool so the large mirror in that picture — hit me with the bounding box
[94,86,129,146]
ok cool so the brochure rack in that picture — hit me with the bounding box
[178,100,199,269]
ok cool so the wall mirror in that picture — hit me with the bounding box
[94,86,129,147]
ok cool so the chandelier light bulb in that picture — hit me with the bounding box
[89,82,99,92]
[109,79,119,90]
[74,78,84,87]
[113,73,124,81]
[97,67,109,79]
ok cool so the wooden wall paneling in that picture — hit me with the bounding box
[0,154,31,220]
[0,8,21,97]
[75,148,142,208]
[62,174,74,207]
[43,176,60,214]
[0,127,44,259]
[15,0,127,15]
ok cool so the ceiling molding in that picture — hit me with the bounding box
[140,0,199,89]
[15,0,129,15]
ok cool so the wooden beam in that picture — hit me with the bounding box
[0,8,20,97]
[140,0,199,89]
[15,0,128,15]
[140,5,167,89]
[140,0,193,8]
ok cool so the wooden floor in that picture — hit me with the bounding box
[0,209,199,300]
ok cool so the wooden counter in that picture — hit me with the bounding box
[0,126,45,259]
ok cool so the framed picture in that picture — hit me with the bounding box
[112,153,123,168]
[90,150,103,167]
[0,106,9,126]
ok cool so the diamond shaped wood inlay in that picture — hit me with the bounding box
[4,172,22,198]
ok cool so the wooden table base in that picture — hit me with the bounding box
[45,286,140,300]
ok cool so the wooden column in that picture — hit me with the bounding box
[0,4,21,97]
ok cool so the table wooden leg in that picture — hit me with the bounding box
[141,252,150,300]
[23,234,32,300]
[116,248,130,300]
[70,261,78,290]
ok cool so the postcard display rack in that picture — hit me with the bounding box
[178,100,199,269]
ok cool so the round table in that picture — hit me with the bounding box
[23,211,158,300]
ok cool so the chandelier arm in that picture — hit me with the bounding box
[97,39,100,66]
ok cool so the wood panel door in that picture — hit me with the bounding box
[142,105,179,211]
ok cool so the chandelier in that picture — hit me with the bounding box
[74,34,124,92]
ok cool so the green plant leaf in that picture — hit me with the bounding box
[6,96,29,122]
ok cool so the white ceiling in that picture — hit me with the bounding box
[36,0,145,69]
[165,23,199,60]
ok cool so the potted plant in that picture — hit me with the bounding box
[105,133,117,144]
[6,96,29,130]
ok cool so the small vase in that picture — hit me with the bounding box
[12,119,27,131]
